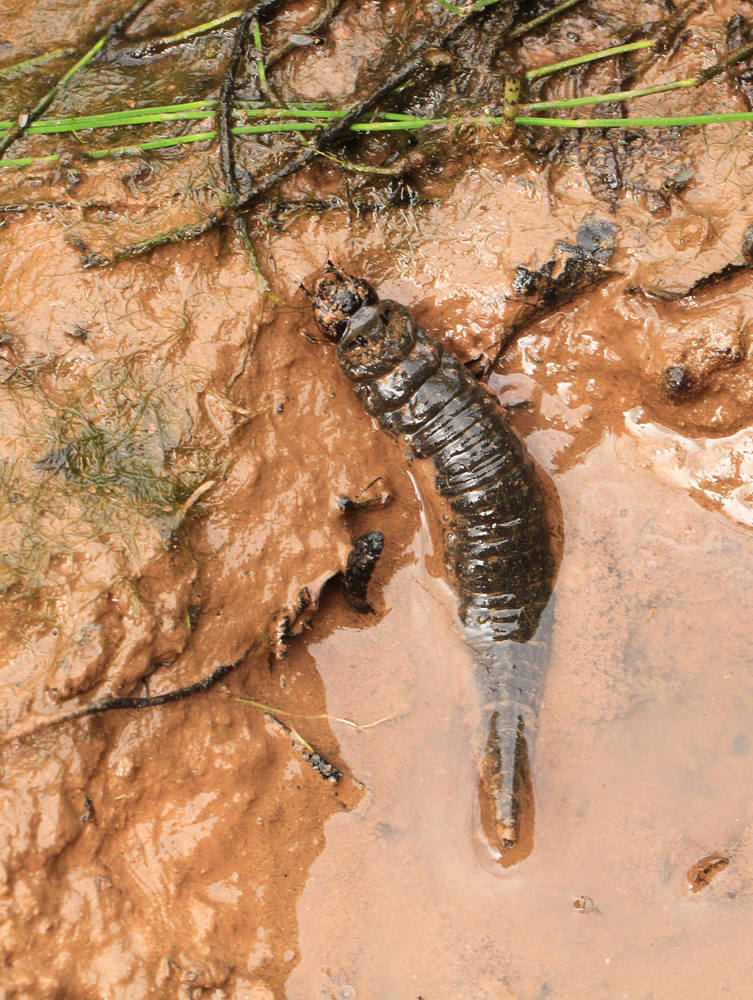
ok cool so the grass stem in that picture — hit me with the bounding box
[0,103,346,137]
[523,78,696,110]
[516,112,753,127]
[434,0,466,13]
[0,48,71,78]
[130,9,244,56]
[523,37,753,111]
[509,0,584,40]
[525,40,655,81]
[5,108,753,169]
[313,147,401,174]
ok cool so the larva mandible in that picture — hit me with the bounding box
[312,264,556,852]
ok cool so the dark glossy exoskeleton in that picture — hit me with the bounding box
[312,265,555,851]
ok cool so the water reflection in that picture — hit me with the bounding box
[288,433,753,999]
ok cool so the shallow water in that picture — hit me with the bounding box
[288,433,753,1000]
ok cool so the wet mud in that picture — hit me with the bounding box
[4,0,753,997]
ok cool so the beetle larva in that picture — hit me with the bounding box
[312,265,555,851]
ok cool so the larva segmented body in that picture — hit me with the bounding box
[312,267,555,851]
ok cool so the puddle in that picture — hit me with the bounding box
[288,436,753,1000]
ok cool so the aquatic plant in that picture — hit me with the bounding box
[0,349,220,592]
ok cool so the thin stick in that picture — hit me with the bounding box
[130,9,245,57]
[264,712,341,782]
[508,0,584,40]
[0,0,154,158]
[218,12,255,202]
[218,11,265,280]
[2,659,242,743]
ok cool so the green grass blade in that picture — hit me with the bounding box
[0,154,61,167]
[0,48,70,77]
[252,18,267,85]
[522,77,696,110]
[233,122,319,134]
[525,40,655,81]
[131,9,244,54]
[89,131,217,157]
[434,0,466,13]
[0,103,343,139]
[0,37,106,157]
[515,112,753,126]
[5,107,753,171]
[240,107,344,119]
[25,110,214,134]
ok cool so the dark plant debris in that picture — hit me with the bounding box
[339,530,385,614]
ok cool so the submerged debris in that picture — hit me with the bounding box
[265,712,341,783]
[687,853,730,893]
[340,530,385,614]
[572,895,599,914]
[336,476,391,514]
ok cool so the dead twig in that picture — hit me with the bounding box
[217,9,266,279]
[2,657,244,743]
[264,712,341,782]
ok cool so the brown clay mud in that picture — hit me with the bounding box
[4,0,753,997]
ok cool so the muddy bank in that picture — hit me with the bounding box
[3,0,753,997]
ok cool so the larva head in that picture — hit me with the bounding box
[337,299,417,381]
[312,265,378,341]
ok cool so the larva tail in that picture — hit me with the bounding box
[472,634,545,856]
[480,706,529,849]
